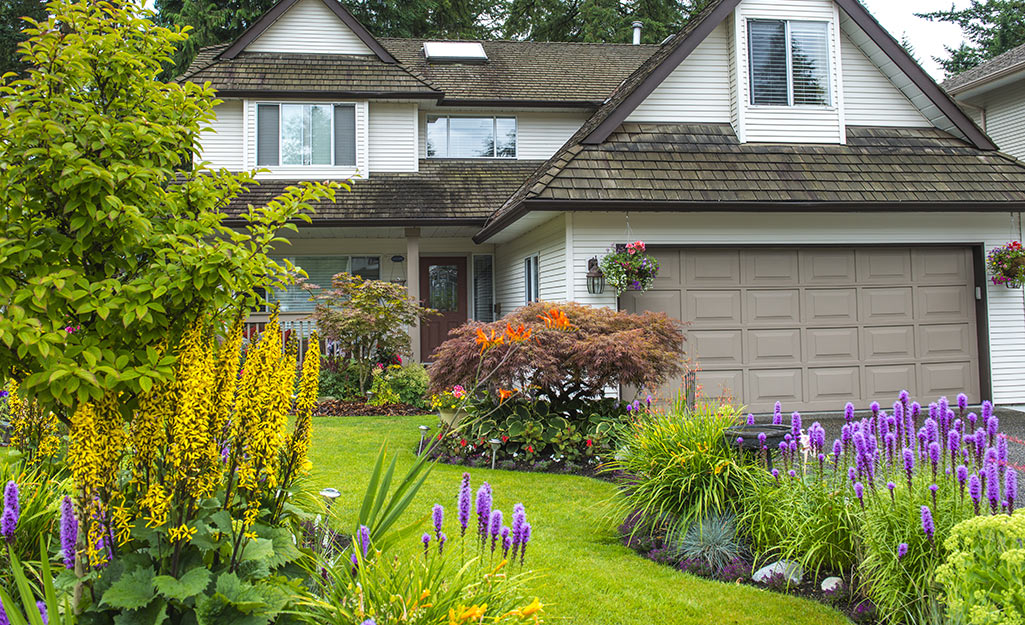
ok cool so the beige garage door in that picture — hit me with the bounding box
[620,247,981,412]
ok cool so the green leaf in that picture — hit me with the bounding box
[101,565,156,610]
[153,567,211,601]
[113,598,169,625]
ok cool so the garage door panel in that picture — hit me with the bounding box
[746,289,801,324]
[857,249,912,283]
[747,329,801,364]
[800,249,856,285]
[863,326,916,360]
[650,248,682,287]
[917,286,971,322]
[624,289,681,319]
[686,250,740,285]
[689,330,743,365]
[920,362,977,398]
[866,364,918,398]
[697,370,743,402]
[748,369,803,405]
[808,367,861,403]
[805,289,858,323]
[913,248,970,283]
[807,328,859,362]
[743,250,799,285]
[920,324,973,360]
[863,287,914,323]
[687,290,741,325]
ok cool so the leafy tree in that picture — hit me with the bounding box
[155,0,279,76]
[0,0,46,76]
[918,0,1025,76]
[0,0,338,409]
[342,0,499,40]
[504,0,710,43]
[310,273,436,394]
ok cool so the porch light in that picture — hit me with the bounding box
[489,438,502,470]
[586,257,605,295]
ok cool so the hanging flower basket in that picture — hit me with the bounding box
[598,241,660,296]
[987,241,1025,288]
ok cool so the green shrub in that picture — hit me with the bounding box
[319,359,362,400]
[606,402,754,527]
[664,514,746,575]
[937,509,1025,625]
[388,362,429,408]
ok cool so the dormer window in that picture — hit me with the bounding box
[256,103,356,167]
[748,20,831,107]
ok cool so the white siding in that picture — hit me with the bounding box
[977,81,1025,161]
[369,102,418,173]
[247,0,373,55]
[564,211,1025,404]
[841,33,930,127]
[418,110,586,160]
[626,22,732,123]
[737,0,845,144]
[197,100,244,170]
[494,214,567,315]
[243,99,369,179]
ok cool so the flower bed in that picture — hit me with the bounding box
[314,399,426,417]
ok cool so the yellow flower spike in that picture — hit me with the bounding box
[168,523,198,544]
[283,332,320,485]
[519,598,543,617]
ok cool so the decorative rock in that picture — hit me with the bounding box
[821,576,844,592]
[752,560,803,585]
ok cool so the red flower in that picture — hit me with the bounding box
[460,439,468,447]
[437,433,443,440]
[586,439,593,447]
[527,445,534,453]
[501,435,509,442]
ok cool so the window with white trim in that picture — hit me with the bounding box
[523,255,539,304]
[426,115,516,158]
[748,20,831,107]
[472,254,495,322]
[257,103,356,167]
[271,256,380,312]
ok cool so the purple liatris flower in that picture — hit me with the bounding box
[921,505,935,542]
[747,413,755,425]
[791,412,802,440]
[887,481,896,502]
[519,522,532,565]
[982,400,993,423]
[986,458,1001,514]
[501,526,511,558]
[854,482,865,508]
[925,418,939,445]
[809,422,825,452]
[489,509,503,553]
[432,504,444,538]
[758,432,767,449]
[773,401,783,425]
[956,465,968,498]
[929,483,939,508]
[0,596,8,625]
[928,442,941,476]
[832,439,842,466]
[771,468,779,482]
[358,525,370,558]
[60,497,77,569]
[957,393,968,414]
[438,531,447,555]
[458,473,472,537]
[998,436,1008,471]
[844,402,855,423]
[970,473,982,515]
[36,601,47,625]
[911,401,921,423]
[1006,468,1018,513]
[735,437,743,447]
[361,620,377,625]
[968,412,978,430]
[422,532,431,557]
[870,401,880,418]
[897,542,908,559]
[902,447,915,487]
[848,466,856,484]
[987,414,1000,446]
[476,483,492,546]
[841,424,852,449]
[788,469,797,479]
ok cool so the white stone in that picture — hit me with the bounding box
[821,576,843,592]
[752,560,803,585]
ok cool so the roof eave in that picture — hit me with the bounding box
[947,65,1025,99]
[209,89,443,99]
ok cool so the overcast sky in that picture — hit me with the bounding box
[859,0,972,80]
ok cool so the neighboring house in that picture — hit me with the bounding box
[944,43,1025,162]
[182,0,1025,412]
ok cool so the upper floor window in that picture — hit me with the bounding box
[257,103,356,167]
[426,115,516,158]
[748,20,831,107]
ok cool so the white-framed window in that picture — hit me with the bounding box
[426,115,517,158]
[270,255,380,312]
[748,20,831,107]
[257,103,357,167]
[523,254,539,304]
[472,254,495,322]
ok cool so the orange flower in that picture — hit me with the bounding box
[538,308,572,331]
[475,327,505,354]
[504,323,532,343]
[498,388,515,403]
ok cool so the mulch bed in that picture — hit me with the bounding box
[314,400,427,417]
[428,448,612,479]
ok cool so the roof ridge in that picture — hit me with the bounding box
[943,40,1025,91]
[380,36,661,47]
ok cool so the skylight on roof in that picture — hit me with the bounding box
[423,41,488,63]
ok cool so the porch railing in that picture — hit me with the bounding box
[245,312,319,358]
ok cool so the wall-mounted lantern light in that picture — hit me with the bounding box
[586,257,605,295]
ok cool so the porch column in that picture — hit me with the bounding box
[406,227,421,362]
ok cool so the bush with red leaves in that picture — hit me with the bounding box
[428,301,685,401]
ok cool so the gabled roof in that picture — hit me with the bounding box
[181,45,441,98]
[943,42,1025,95]
[474,124,1025,242]
[217,0,397,63]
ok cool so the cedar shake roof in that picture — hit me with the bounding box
[181,45,440,97]
[380,38,658,105]
[475,124,1025,240]
[224,159,544,223]
[943,42,1025,93]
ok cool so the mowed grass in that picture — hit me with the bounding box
[307,415,849,625]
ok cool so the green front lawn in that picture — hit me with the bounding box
[308,415,849,625]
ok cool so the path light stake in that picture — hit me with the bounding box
[418,424,431,456]
[317,488,341,554]
[489,438,502,470]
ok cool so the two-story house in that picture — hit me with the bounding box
[183,0,1025,412]
[944,43,1025,162]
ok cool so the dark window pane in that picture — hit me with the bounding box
[257,104,279,166]
[473,255,494,322]
[791,22,830,105]
[350,256,380,280]
[749,20,788,105]
[334,104,356,166]
[429,264,459,311]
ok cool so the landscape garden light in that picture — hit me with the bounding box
[489,438,502,469]
[418,424,431,455]
[319,488,340,509]
[585,256,605,295]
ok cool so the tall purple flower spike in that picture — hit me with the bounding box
[902,447,915,488]
[0,481,18,543]
[432,504,444,538]
[987,414,1000,447]
[844,402,855,423]
[969,473,982,515]
[358,525,371,558]
[458,473,472,538]
[1006,469,1018,514]
[501,526,511,558]
[956,465,968,499]
[421,533,431,557]
[747,413,755,425]
[489,509,503,553]
[60,497,77,569]
[854,482,865,508]
[870,401,880,418]
[986,458,1001,514]
[832,439,842,467]
[476,483,492,547]
[897,543,908,559]
[920,506,935,542]
[773,401,783,425]
[790,412,802,441]
[520,522,532,565]
[957,393,968,415]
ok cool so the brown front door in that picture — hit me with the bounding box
[420,257,468,360]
